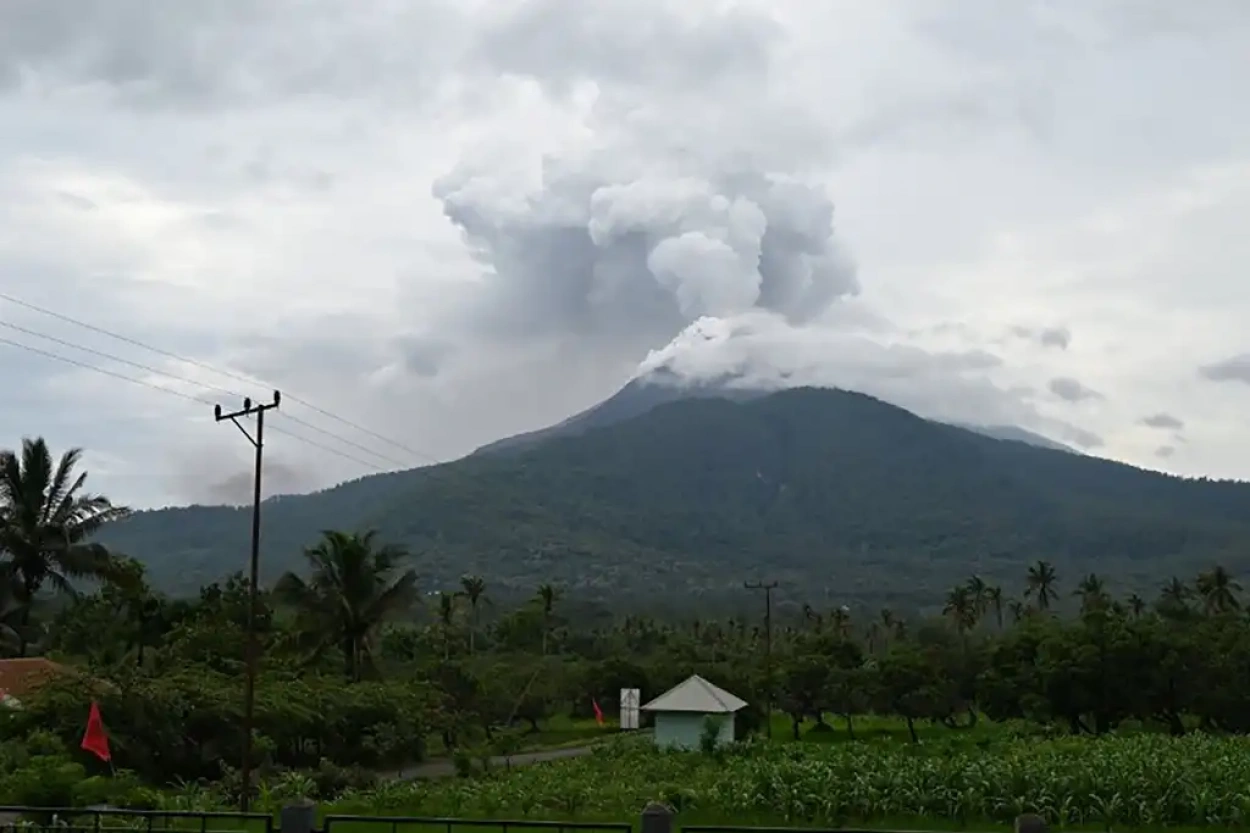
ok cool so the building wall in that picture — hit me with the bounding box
[653,711,736,750]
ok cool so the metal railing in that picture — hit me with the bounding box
[683,827,930,833]
[322,816,631,833]
[0,807,273,833]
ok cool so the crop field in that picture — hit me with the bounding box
[322,733,1250,831]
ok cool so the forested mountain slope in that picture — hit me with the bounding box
[100,387,1250,606]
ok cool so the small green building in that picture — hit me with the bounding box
[641,675,747,750]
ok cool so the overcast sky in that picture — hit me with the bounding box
[1,0,1248,508]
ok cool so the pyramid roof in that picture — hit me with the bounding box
[641,674,747,713]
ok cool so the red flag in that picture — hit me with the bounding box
[592,698,605,726]
[81,701,111,762]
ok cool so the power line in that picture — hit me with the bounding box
[0,319,238,399]
[0,316,415,469]
[0,334,391,472]
[0,335,208,404]
[267,424,388,472]
[282,393,438,463]
[280,413,412,468]
[0,290,439,464]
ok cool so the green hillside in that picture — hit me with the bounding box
[99,387,1250,606]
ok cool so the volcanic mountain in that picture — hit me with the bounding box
[99,385,1249,609]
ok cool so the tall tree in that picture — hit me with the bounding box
[0,438,129,655]
[536,583,560,655]
[1025,560,1058,611]
[966,575,988,619]
[943,585,978,636]
[1158,576,1192,618]
[459,574,487,655]
[436,590,457,660]
[1075,573,1110,615]
[1195,566,1241,615]
[985,585,1005,629]
[274,529,418,681]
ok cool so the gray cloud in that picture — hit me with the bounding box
[1156,445,1176,459]
[1010,324,1070,349]
[169,445,320,505]
[1039,326,1071,349]
[201,459,319,506]
[1141,412,1185,430]
[1048,376,1102,403]
[0,0,464,108]
[1061,425,1105,450]
[473,0,779,94]
[1199,354,1250,385]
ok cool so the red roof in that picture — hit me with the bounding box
[0,658,73,699]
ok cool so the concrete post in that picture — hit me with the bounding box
[280,800,317,833]
[641,802,674,833]
[1014,814,1049,833]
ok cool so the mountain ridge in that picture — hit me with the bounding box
[98,386,1250,606]
[474,376,1074,457]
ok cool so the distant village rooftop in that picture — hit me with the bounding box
[0,657,74,701]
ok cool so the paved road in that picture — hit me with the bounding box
[380,743,596,781]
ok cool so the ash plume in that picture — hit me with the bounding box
[434,166,860,354]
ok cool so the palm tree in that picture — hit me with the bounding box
[1075,573,1109,614]
[0,575,26,656]
[985,585,1005,629]
[1007,599,1026,623]
[536,583,560,655]
[943,585,978,636]
[436,591,457,660]
[273,529,418,681]
[1158,576,1191,614]
[1025,560,1058,611]
[1196,566,1241,615]
[966,575,988,619]
[1127,593,1147,618]
[0,438,130,656]
[458,575,487,654]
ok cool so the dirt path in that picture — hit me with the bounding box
[378,743,597,781]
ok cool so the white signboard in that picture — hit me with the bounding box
[619,688,640,730]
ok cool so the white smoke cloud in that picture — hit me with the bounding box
[434,162,860,354]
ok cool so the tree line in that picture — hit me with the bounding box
[4,436,1250,801]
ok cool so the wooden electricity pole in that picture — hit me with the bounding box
[214,391,280,811]
[744,580,778,738]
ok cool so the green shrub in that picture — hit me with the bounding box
[0,755,85,808]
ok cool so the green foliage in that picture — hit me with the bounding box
[14,430,1250,831]
[97,388,1250,604]
[319,734,1250,827]
[698,716,724,755]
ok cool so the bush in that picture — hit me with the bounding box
[0,755,85,808]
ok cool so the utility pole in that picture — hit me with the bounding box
[744,580,778,739]
[214,391,280,811]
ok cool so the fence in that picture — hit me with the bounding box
[683,827,926,833]
[0,804,1026,833]
[322,817,630,833]
[0,808,273,833]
